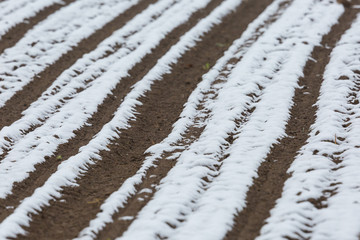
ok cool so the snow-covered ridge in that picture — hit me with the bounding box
[258,12,360,240]
[0,0,355,239]
[0,0,140,108]
[0,0,213,199]
[76,0,287,237]
[0,0,238,237]
[119,0,344,240]
[0,0,180,156]
[0,0,63,40]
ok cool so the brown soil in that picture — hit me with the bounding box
[0,0,156,131]
[224,3,360,240]
[13,0,276,239]
[97,1,290,239]
[0,0,75,55]
[0,0,157,222]
[337,0,352,8]
[0,0,359,239]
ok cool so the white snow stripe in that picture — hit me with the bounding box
[77,0,287,237]
[257,12,360,240]
[0,0,212,199]
[0,0,179,155]
[0,0,63,40]
[0,0,140,108]
[0,0,238,237]
[119,1,345,239]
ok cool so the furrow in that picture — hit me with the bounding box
[0,0,214,220]
[85,0,291,239]
[0,0,183,196]
[0,0,75,55]
[257,9,360,240]
[20,0,250,238]
[0,0,62,39]
[225,2,360,240]
[0,0,175,158]
[0,0,356,239]
[0,0,183,221]
[0,0,240,238]
[120,1,346,240]
[0,0,150,127]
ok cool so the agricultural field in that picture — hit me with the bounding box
[0,0,359,239]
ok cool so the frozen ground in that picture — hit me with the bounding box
[0,0,359,239]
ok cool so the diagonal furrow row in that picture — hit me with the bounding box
[226,3,360,239]
[257,12,360,240]
[75,1,291,238]
[0,0,158,133]
[0,0,174,156]
[0,0,246,238]
[0,0,77,56]
[120,1,345,239]
[0,0,63,40]
[0,0,177,157]
[0,0,213,200]
[0,0,358,239]
[22,0,262,237]
[0,0,142,108]
[0,0,242,235]
[0,0,228,227]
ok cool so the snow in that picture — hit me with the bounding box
[258,12,360,240]
[0,0,231,238]
[119,0,344,239]
[0,0,180,156]
[0,0,211,199]
[0,0,140,108]
[76,0,249,238]
[0,0,357,239]
[0,0,63,40]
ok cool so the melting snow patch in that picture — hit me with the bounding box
[139,188,153,194]
[118,216,134,221]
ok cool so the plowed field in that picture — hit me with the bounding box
[0,0,360,239]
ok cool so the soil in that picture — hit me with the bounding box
[224,3,360,239]
[0,0,359,239]
[0,0,157,131]
[0,0,158,222]
[0,0,75,55]
[16,0,274,239]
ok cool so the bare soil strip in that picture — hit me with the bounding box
[0,0,155,221]
[224,4,360,240]
[97,1,293,239]
[0,0,75,55]
[0,0,187,222]
[4,0,222,237]
[0,0,155,132]
[9,0,279,239]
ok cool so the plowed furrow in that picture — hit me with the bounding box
[258,10,360,240]
[117,1,347,239]
[0,0,358,239]
[0,0,152,128]
[0,0,217,225]
[0,0,247,238]
[92,1,289,239]
[0,0,190,185]
[0,0,182,195]
[0,0,75,55]
[225,3,359,240]
[17,0,257,238]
